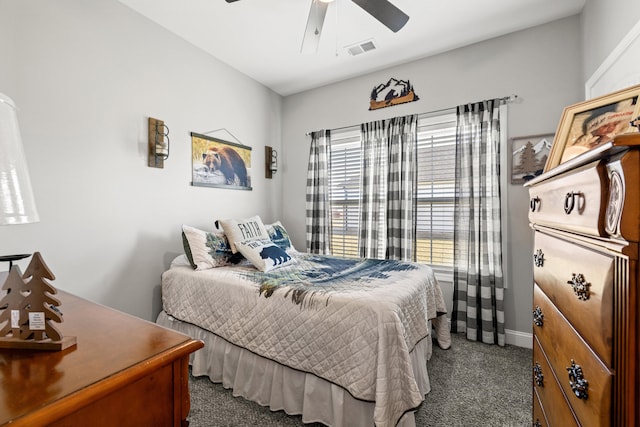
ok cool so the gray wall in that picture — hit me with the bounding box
[581,0,640,83]
[280,16,584,343]
[0,0,283,321]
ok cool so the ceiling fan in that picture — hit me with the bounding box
[225,0,409,54]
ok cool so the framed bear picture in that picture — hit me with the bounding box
[190,132,252,190]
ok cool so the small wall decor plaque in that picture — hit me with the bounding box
[369,78,419,110]
[511,133,554,184]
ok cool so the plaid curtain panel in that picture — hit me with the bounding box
[305,130,332,254]
[451,100,505,346]
[357,116,418,260]
[386,115,417,261]
[359,121,387,259]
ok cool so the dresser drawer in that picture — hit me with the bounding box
[533,390,548,427]
[533,285,612,426]
[533,231,614,366]
[533,337,579,427]
[528,159,607,237]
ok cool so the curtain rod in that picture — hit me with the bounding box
[305,94,518,136]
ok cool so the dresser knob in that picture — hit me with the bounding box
[567,273,590,301]
[533,306,544,327]
[533,249,544,267]
[533,421,542,427]
[563,191,580,214]
[567,359,589,400]
[530,197,540,212]
[533,362,544,387]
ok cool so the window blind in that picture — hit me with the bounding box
[415,111,456,276]
[328,127,361,258]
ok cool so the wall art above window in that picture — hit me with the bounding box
[369,78,419,110]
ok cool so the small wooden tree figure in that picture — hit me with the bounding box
[0,252,76,350]
[0,267,29,338]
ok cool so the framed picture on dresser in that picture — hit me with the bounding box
[545,84,640,171]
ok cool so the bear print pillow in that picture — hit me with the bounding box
[235,238,296,272]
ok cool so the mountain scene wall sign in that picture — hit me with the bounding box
[369,78,419,110]
[511,133,554,184]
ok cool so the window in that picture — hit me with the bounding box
[327,110,456,278]
[328,127,361,258]
[415,111,456,276]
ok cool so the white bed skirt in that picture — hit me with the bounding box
[157,311,433,427]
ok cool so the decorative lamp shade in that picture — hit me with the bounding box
[0,93,39,225]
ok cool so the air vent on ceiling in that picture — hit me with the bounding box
[345,39,377,56]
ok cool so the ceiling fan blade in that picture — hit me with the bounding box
[301,0,329,54]
[351,0,409,33]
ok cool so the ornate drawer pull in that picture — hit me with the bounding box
[563,191,580,214]
[567,359,588,400]
[533,362,544,387]
[533,306,544,327]
[533,249,544,267]
[567,273,590,301]
[533,421,542,427]
[530,197,540,212]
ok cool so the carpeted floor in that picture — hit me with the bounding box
[187,333,532,426]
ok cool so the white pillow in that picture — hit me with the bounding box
[218,215,270,253]
[235,239,296,272]
[181,224,236,270]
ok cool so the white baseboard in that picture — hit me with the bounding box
[505,329,532,349]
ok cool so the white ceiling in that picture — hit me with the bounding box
[119,0,586,96]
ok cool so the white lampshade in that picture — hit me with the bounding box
[0,93,39,225]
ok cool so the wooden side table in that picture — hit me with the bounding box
[0,288,203,426]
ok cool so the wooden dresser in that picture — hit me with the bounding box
[526,133,640,426]
[0,288,203,427]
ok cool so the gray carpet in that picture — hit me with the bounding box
[187,333,532,426]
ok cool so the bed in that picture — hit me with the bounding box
[156,219,451,427]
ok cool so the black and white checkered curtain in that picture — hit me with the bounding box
[386,116,417,261]
[451,100,505,346]
[359,116,417,260]
[305,130,332,254]
[359,121,386,259]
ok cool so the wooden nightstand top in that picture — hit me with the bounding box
[0,289,203,426]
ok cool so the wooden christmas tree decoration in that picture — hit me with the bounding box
[0,252,76,350]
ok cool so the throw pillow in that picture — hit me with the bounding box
[218,215,270,253]
[182,224,236,270]
[265,221,297,253]
[235,238,295,272]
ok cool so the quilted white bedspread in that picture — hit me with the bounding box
[161,253,448,427]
